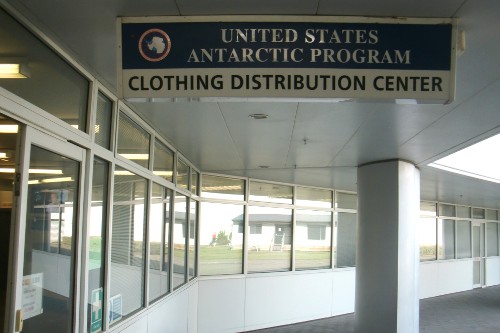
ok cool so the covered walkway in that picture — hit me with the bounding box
[250,285,500,333]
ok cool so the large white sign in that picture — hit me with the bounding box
[119,16,456,103]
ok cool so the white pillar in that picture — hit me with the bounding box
[354,160,420,333]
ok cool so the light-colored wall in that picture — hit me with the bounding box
[485,257,500,286]
[197,269,356,333]
[419,259,473,299]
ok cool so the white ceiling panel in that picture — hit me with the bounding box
[133,101,244,170]
[177,0,319,15]
[317,0,465,18]
[285,102,371,167]
[218,102,298,169]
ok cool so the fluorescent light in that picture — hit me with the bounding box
[0,125,19,133]
[0,153,7,159]
[114,170,134,176]
[153,171,173,177]
[0,63,29,78]
[120,153,149,160]
[40,177,72,183]
[429,133,500,183]
[0,168,63,174]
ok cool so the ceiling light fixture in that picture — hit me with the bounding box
[249,114,269,120]
[120,153,149,160]
[0,61,30,79]
[0,125,19,133]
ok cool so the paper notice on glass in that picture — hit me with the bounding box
[22,273,44,319]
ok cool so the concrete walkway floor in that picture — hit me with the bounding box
[248,285,500,333]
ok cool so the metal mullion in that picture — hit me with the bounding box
[144,180,152,307]
[291,208,296,272]
[79,151,94,333]
[103,160,116,332]
[168,191,174,293]
[243,179,249,274]
[184,197,190,284]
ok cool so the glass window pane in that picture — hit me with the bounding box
[188,200,198,280]
[418,217,437,261]
[201,175,245,201]
[487,223,499,257]
[149,184,171,303]
[472,208,485,219]
[249,181,293,204]
[472,225,480,258]
[153,140,174,182]
[439,204,455,217]
[117,112,150,169]
[335,212,357,267]
[457,206,471,218]
[420,202,436,216]
[87,158,109,332]
[295,210,332,270]
[438,219,455,260]
[247,206,292,273]
[110,167,146,324]
[336,192,357,210]
[296,187,332,208]
[173,194,188,289]
[177,159,189,190]
[191,170,199,195]
[486,209,497,221]
[457,220,471,259]
[0,8,89,131]
[95,92,113,149]
[199,202,244,275]
[22,146,79,333]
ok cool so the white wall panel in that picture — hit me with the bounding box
[485,257,500,286]
[419,260,473,299]
[147,286,192,333]
[244,271,335,331]
[115,316,148,333]
[198,277,246,333]
[188,282,199,333]
[331,268,356,316]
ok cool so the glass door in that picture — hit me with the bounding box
[10,127,85,333]
[472,222,484,288]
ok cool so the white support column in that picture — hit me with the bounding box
[354,160,420,333]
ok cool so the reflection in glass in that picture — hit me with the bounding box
[418,217,437,261]
[249,181,292,204]
[189,200,197,280]
[110,167,146,324]
[177,159,189,190]
[23,146,79,333]
[191,170,199,195]
[336,192,357,210]
[439,204,455,217]
[149,184,171,302]
[438,219,455,260]
[486,209,498,221]
[420,202,437,216]
[199,202,244,275]
[487,223,499,257]
[295,210,331,270]
[173,194,187,289]
[472,208,485,219]
[296,187,332,208]
[457,206,471,219]
[457,220,471,259]
[153,140,174,182]
[87,158,109,332]
[201,175,245,201]
[95,92,113,150]
[117,112,150,169]
[335,212,356,268]
[0,8,89,131]
[247,206,292,273]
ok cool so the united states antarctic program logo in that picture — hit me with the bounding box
[138,28,171,62]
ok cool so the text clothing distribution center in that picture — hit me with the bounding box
[0,1,499,333]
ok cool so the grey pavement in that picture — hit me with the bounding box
[247,285,500,333]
